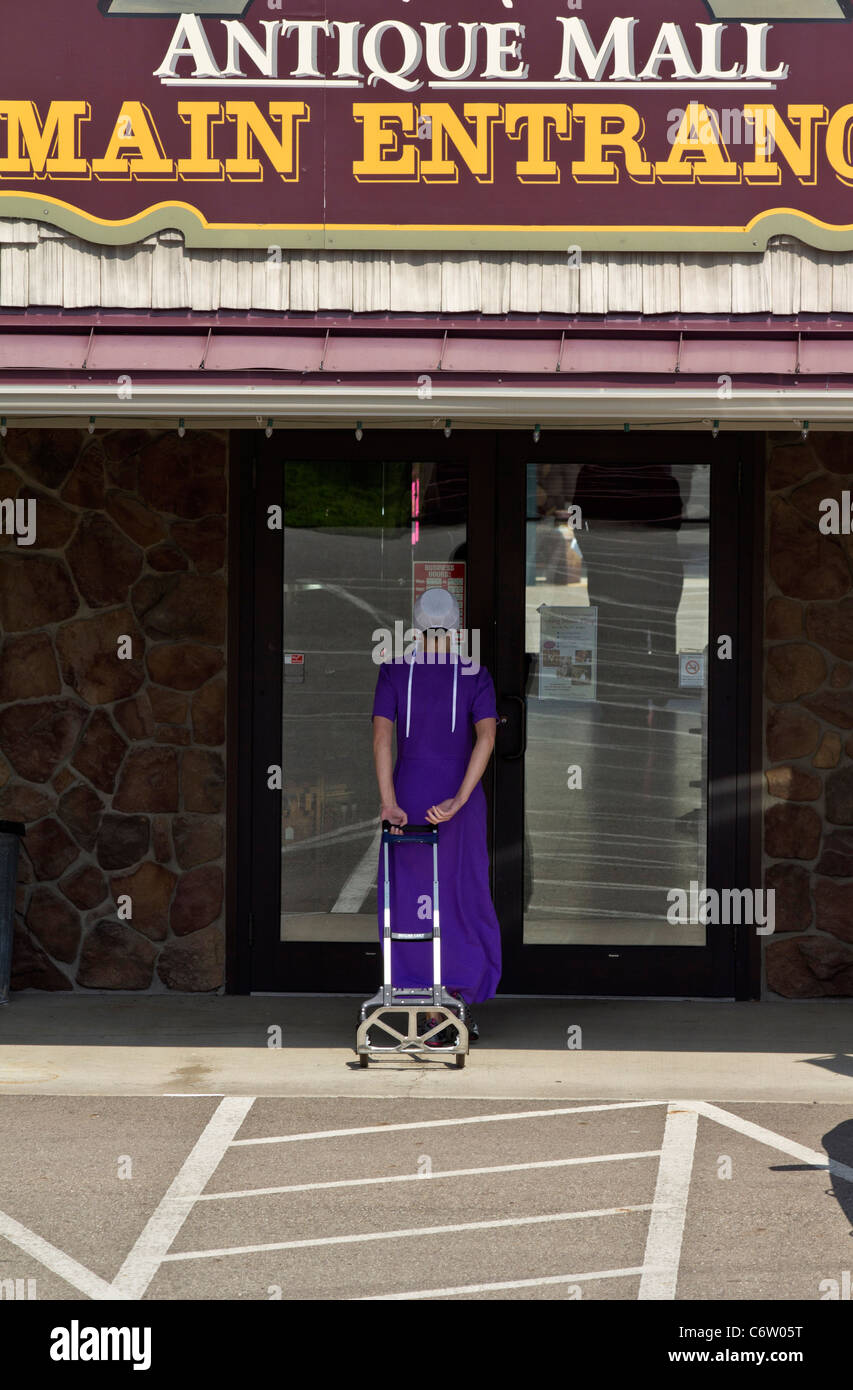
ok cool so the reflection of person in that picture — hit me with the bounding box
[530,462,583,584]
[371,588,501,1037]
[571,463,685,705]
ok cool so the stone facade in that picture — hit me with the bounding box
[0,428,227,992]
[764,433,853,997]
[4,423,852,999]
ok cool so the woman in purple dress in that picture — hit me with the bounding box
[371,589,502,1039]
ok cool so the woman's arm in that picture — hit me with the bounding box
[425,718,497,824]
[372,716,408,831]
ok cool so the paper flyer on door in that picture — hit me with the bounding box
[538,606,598,702]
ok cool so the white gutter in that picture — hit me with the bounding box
[0,383,849,428]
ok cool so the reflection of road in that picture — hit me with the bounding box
[283,821,379,918]
[522,701,706,946]
[524,558,708,944]
[283,523,464,922]
[527,578,709,660]
[330,827,382,912]
[283,518,708,942]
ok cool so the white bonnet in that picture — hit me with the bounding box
[413,586,460,631]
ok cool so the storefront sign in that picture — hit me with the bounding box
[413,561,466,629]
[4,3,853,249]
[539,606,597,702]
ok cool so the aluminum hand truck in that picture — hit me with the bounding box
[356,821,469,1068]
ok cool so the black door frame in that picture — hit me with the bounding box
[490,431,762,999]
[228,429,763,999]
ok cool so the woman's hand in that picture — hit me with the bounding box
[380,803,408,836]
[425,797,463,825]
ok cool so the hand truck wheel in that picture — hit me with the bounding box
[455,1053,466,1068]
[359,1053,369,1068]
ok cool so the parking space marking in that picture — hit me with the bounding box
[196,1149,662,1201]
[161,1204,658,1262]
[638,1104,698,1301]
[689,1100,853,1184]
[112,1096,254,1300]
[5,1095,842,1300]
[231,1099,668,1147]
[0,1207,124,1301]
[362,1265,663,1300]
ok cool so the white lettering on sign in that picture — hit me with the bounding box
[154,16,790,90]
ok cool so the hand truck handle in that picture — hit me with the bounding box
[381,820,437,834]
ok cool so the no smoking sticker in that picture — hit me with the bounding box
[679,653,706,688]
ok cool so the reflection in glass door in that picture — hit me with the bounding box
[523,461,710,947]
[246,429,753,998]
[282,459,468,946]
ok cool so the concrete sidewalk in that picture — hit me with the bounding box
[1,995,853,1101]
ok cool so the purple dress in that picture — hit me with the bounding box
[372,654,502,1004]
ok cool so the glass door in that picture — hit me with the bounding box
[282,458,467,946]
[492,433,751,997]
[239,429,756,998]
[247,431,495,994]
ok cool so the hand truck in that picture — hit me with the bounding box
[356,821,469,1068]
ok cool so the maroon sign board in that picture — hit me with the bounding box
[3,1,853,249]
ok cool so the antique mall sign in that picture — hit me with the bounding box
[4,1,853,248]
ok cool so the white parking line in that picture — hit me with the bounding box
[361,1264,666,1300]
[638,1104,698,1300]
[332,826,382,912]
[0,1208,124,1301]
[230,1099,668,1146]
[197,1149,662,1200]
[162,1204,658,1261]
[112,1096,254,1300]
[688,1100,853,1183]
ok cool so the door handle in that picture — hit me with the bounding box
[499,694,527,762]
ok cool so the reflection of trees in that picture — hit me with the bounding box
[421,460,468,525]
[283,460,411,528]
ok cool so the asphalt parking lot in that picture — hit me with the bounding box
[2,1092,852,1301]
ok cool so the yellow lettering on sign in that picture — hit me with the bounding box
[571,104,654,184]
[0,100,90,179]
[742,106,826,185]
[224,101,308,181]
[504,104,571,183]
[419,104,503,184]
[92,102,174,180]
[352,104,419,180]
[655,103,739,183]
[177,101,225,179]
[825,104,853,186]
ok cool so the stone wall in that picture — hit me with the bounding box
[764,433,853,997]
[0,428,227,992]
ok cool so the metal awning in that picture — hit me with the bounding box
[1,311,853,427]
